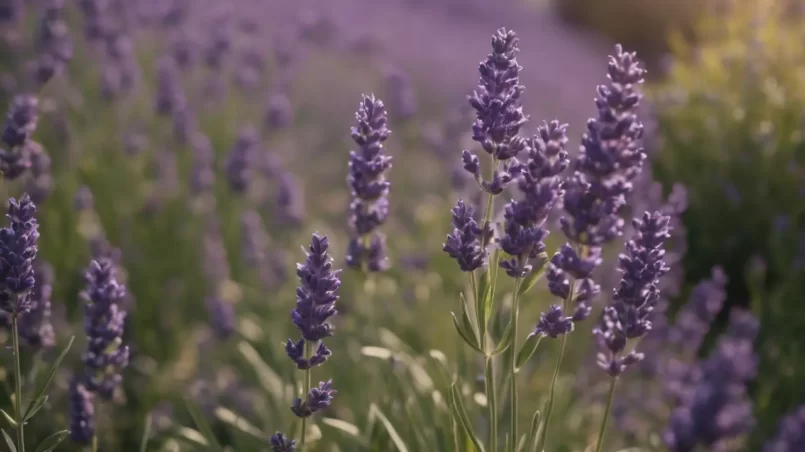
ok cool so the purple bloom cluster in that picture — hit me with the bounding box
[0,194,40,315]
[17,262,55,347]
[663,309,759,451]
[226,126,259,194]
[270,432,296,451]
[81,258,130,398]
[346,95,392,272]
[595,211,670,376]
[1,95,39,180]
[286,234,339,417]
[765,406,805,452]
[443,200,491,272]
[68,378,95,445]
[32,0,73,85]
[499,121,569,277]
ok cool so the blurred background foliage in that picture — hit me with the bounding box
[0,0,801,450]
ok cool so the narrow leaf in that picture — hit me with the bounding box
[174,426,209,447]
[214,407,265,440]
[486,248,500,323]
[24,395,47,422]
[460,293,480,345]
[321,418,371,449]
[236,341,284,402]
[448,383,485,452]
[524,410,540,452]
[476,271,493,337]
[368,404,409,452]
[34,430,69,452]
[26,336,74,419]
[515,333,544,372]
[183,397,222,451]
[0,409,17,427]
[518,253,550,297]
[140,413,152,452]
[2,429,16,452]
[489,318,515,356]
[451,313,483,353]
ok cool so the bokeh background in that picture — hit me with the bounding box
[0,0,803,450]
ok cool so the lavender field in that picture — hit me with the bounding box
[0,0,803,451]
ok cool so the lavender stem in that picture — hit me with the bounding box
[595,377,618,452]
[11,312,25,452]
[508,277,522,452]
[300,340,312,449]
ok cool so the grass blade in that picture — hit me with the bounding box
[34,430,69,452]
[448,382,485,452]
[140,413,152,452]
[25,336,74,420]
[2,429,16,452]
[368,404,409,452]
[183,397,222,451]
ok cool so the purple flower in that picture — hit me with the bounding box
[346,95,392,272]
[764,406,805,452]
[18,262,55,347]
[0,194,39,315]
[68,378,95,445]
[443,200,490,272]
[81,258,130,398]
[291,380,337,418]
[270,432,296,451]
[205,296,235,340]
[290,234,340,342]
[285,339,331,370]
[595,211,670,376]
[265,92,293,130]
[533,305,573,338]
[384,68,417,120]
[226,126,258,193]
[2,94,38,149]
[499,121,569,277]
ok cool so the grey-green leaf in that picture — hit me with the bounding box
[517,253,550,297]
[2,429,16,452]
[1,409,17,428]
[448,382,485,452]
[451,312,484,353]
[524,409,540,452]
[489,318,514,356]
[24,395,47,422]
[368,404,409,452]
[460,293,480,345]
[26,336,74,420]
[476,271,492,338]
[140,413,152,452]
[515,333,544,372]
[34,429,69,452]
[183,397,223,451]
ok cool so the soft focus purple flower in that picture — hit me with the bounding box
[68,378,95,445]
[189,133,216,195]
[270,432,296,451]
[663,309,759,451]
[291,380,337,418]
[155,57,184,117]
[25,143,53,203]
[276,171,305,226]
[81,258,130,398]
[265,92,293,130]
[205,295,235,340]
[0,95,38,180]
[226,126,258,193]
[18,262,55,347]
[595,211,670,376]
[384,67,417,120]
[668,267,727,355]
[499,121,569,277]
[0,194,39,315]
[443,199,490,272]
[765,406,805,452]
[346,95,392,272]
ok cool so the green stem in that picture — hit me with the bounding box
[595,377,618,452]
[536,276,575,451]
[485,356,498,452]
[508,278,522,451]
[469,272,481,345]
[11,313,25,452]
[300,341,312,450]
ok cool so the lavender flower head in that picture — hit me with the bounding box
[346,95,392,272]
[0,194,39,315]
[225,126,258,193]
[18,262,55,347]
[443,199,490,272]
[765,406,805,452]
[595,210,670,376]
[68,378,95,445]
[82,258,130,398]
[270,432,296,451]
[1,95,39,180]
[499,121,569,278]
[463,28,527,195]
[287,234,339,417]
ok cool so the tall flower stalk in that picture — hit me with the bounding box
[286,234,340,448]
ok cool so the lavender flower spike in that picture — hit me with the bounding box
[270,432,296,451]
[443,199,489,272]
[595,210,670,376]
[0,194,39,315]
[68,378,95,445]
[0,95,39,180]
[82,258,130,398]
[764,406,805,452]
[346,94,392,272]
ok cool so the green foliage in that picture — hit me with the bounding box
[651,0,805,444]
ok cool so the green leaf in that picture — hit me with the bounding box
[489,318,514,356]
[214,407,265,440]
[515,333,544,372]
[451,312,484,353]
[0,409,17,428]
[34,429,69,452]
[2,429,16,452]
[321,418,371,449]
[448,382,485,452]
[236,341,284,402]
[475,271,493,341]
[140,413,152,452]
[523,409,540,452]
[183,397,222,451]
[25,336,74,420]
[460,293,480,346]
[173,426,208,447]
[517,253,550,297]
[24,395,47,422]
[368,404,409,452]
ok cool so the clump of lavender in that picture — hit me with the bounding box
[0,95,39,180]
[68,378,95,445]
[764,406,805,452]
[226,126,258,193]
[286,234,339,446]
[202,218,236,339]
[663,309,759,451]
[0,194,40,315]
[81,258,130,398]
[443,200,489,272]
[189,132,216,197]
[270,432,296,451]
[265,91,293,130]
[32,0,73,86]
[346,95,392,272]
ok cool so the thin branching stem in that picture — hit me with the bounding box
[595,377,618,452]
[508,278,522,451]
[300,340,312,449]
[485,355,498,452]
[11,312,25,452]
